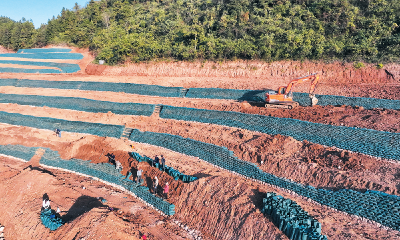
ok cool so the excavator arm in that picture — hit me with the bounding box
[284,73,319,96]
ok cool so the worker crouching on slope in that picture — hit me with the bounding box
[42,193,51,211]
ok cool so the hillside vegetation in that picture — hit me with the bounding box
[1,0,400,64]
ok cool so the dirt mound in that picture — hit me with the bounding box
[85,63,106,75]
[0,46,14,53]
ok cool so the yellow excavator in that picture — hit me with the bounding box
[265,73,320,109]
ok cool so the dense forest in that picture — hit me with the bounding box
[1,0,400,64]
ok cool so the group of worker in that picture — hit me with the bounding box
[107,149,170,199]
[136,167,169,199]
[151,155,166,171]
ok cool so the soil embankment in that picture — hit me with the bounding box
[1,46,400,239]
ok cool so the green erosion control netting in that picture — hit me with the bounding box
[185,87,266,102]
[0,144,38,160]
[0,53,83,60]
[0,93,155,116]
[128,128,400,230]
[40,148,175,216]
[159,106,400,161]
[0,78,184,97]
[40,208,64,231]
[0,144,175,216]
[293,92,400,110]
[130,152,198,182]
[1,77,399,110]
[0,111,124,138]
[0,68,61,73]
[262,192,327,240]
[17,48,72,53]
[0,60,80,73]
[79,82,184,98]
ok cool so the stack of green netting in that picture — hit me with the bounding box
[130,152,198,183]
[40,208,64,231]
[262,192,327,240]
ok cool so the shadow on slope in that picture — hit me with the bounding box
[61,195,106,223]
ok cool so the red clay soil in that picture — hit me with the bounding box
[0,85,399,135]
[1,46,400,239]
[0,100,398,198]
[0,124,399,239]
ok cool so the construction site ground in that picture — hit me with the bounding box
[0,47,400,239]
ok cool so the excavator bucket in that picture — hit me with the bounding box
[309,94,318,106]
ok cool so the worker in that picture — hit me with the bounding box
[161,155,165,171]
[154,155,160,166]
[42,193,51,210]
[137,168,143,184]
[163,182,169,199]
[107,153,116,165]
[115,160,123,170]
[153,176,158,194]
[55,129,61,138]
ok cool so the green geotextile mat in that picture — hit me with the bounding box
[0,52,83,60]
[17,48,72,53]
[40,149,175,216]
[0,93,155,116]
[1,78,399,110]
[262,192,327,240]
[130,151,198,182]
[40,208,64,231]
[0,144,175,216]
[0,60,80,73]
[0,111,124,138]
[128,128,400,231]
[160,106,400,161]
[0,144,38,160]
[0,68,61,73]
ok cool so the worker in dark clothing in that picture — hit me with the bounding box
[55,129,61,138]
[106,153,116,165]
[154,155,160,166]
[161,155,165,171]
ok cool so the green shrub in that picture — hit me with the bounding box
[353,62,365,69]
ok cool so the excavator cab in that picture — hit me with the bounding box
[278,87,286,95]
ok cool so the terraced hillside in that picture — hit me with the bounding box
[0,47,399,240]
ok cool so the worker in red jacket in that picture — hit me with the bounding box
[163,182,169,199]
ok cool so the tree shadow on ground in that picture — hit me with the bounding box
[61,195,106,223]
